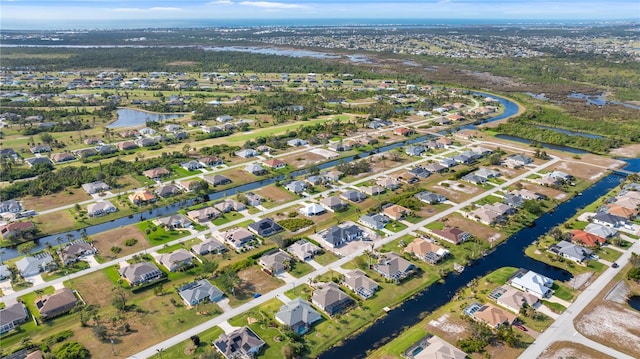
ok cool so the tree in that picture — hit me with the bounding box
[111,286,127,312]
[92,324,108,341]
[218,268,241,294]
[53,342,90,359]
[200,259,219,276]
[17,242,36,256]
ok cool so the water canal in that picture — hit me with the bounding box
[319,157,640,359]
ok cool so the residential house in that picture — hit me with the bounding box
[263,158,286,169]
[215,115,233,123]
[472,303,517,329]
[180,160,203,171]
[393,127,413,136]
[612,196,640,211]
[606,204,637,219]
[0,303,28,334]
[320,196,348,212]
[415,191,447,204]
[439,157,458,168]
[505,154,533,168]
[81,181,110,194]
[453,153,474,165]
[118,262,164,286]
[405,335,467,359]
[423,163,447,174]
[591,212,631,228]
[571,229,606,247]
[462,173,487,185]
[305,175,324,186]
[214,199,246,213]
[405,145,426,157]
[383,204,410,221]
[192,238,226,255]
[0,221,36,240]
[431,227,471,245]
[323,170,343,182]
[536,174,562,187]
[376,177,400,190]
[469,206,505,226]
[187,207,220,223]
[311,282,354,316]
[117,141,138,151]
[135,138,158,147]
[300,203,326,217]
[361,185,385,196]
[213,326,265,359]
[548,170,573,182]
[584,223,617,239]
[155,214,192,230]
[285,180,307,194]
[138,127,156,136]
[275,298,321,335]
[471,146,493,157]
[494,286,539,314]
[259,249,292,275]
[0,265,10,280]
[359,213,390,230]
[374,252,416,283]
[218,228,255,249]
[287,240,321,261]
[86,200,117,217]
[244,192,263,207]
[244,163,266,175]
[322,224,365,248]
[58,242,96,265]
[549,240,593,263]
[155,184,181,198]
[340,190,367,203]
[287,138,308,147]
[512,189,545,201]
[509,270,554,298]
[496,191,523,207]
[30,145,51,154]
[235,149,258,158]
[16,254,55,277]
[408,166,431,178]
[343,270,379,299]
[128,189,156,205]
[158,249,193,272]
[199,156,223,167]
[248,218,283,237]
[25,157,53,168]
[52,152,77,164]
[178,279,224,306]
[328,141,352,152]
[0,199,22,214]
[36,288,77,320]
[203,174,231,187]
[142,167,170,180]
[404,238,449,264]
[0,148,19,161]
[435,137,453,147]
[475,168,501,179]
[179,180,201,192]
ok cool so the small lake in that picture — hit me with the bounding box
[629,295,640,311]
[107,109,186,128]
[203,46,341,59]
[535,125,604,139]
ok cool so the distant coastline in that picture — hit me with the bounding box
[2,17,638,31]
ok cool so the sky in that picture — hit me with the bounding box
[1,0,639,29]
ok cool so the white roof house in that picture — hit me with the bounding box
[509,270,553,298]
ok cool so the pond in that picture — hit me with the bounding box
[535,125,604,139]
[107,109,186,128]
[629,295,640,311]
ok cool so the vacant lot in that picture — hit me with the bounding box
[91,225,147,260]
[33,210,77,235]
[22,189,92,212]
[538,341,614,359]
[237,266,284,298]
[575,303,640,357]
[280,152,326,168]
[550,160,609,181]
[440,213,503,243]
[432,181,484,203]
[254,185,299,206]
[519,181,567,200]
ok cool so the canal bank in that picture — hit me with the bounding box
[319,157,640,359]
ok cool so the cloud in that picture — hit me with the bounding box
[207,0,234,4]
[112,7,181,13]
[238,1,307,9]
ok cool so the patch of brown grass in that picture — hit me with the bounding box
[280,152,326,169]
[254,185,298,204]
[33,210,77,235]
[91,225,147,260]
[538,341,615,359]
[237,266,284,297]
[441,213,503,243]
[22,190,92,212]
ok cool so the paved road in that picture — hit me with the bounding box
[131,156,561,358]
[519,239,640,359]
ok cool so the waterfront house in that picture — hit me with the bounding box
[549,240,592,263]
[263,158,286,169]
[155,184,181,198]
[571,229,606,247]
[374,252,416,283]
[203,174,232,186]
[155,214,192,230]
[591,212,631,228]
[128,189,156,205]
[472,303,517,329]
[343,270,379,299]
[494,286,539,314]
[58,242,96,265]
[244,163,266,175]
[509,269,553,298]
[15,254,55,277]
[87,201,117,217]
[214,199,246,213]
[404,237,449,264]
[584,223,617,239]
[404,335,467,359]
[311,282,354,316]
[285,180,307,194]
[431,227,471,245]
[187,206,220,223]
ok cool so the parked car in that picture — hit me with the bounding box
[514,324,528,332]
[612,262,619,268]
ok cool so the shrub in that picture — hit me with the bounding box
[124,238,138,246]
[110,246,122,254]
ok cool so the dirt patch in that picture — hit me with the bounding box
[71,270,113,308]
[220,168,261,185]
[254,185,298,204]
[91,225,147,260]
[610,143,640,159]
[431,181,482,203]
[550,161,609,181]
[538,341,615,359]
[519,182,566,200]
[22,190,92,212]
[280,152,326,169]
[237,266,283,296]
[166,61,199,66]
[575,303,640,356]
[441,213,503,243]
[33,210,76,235]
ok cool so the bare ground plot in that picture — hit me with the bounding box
[279,152,327,168]
[431,180,484,203]
[519,181,567,201]
[415,203,451,218]
[575,303,640,357]
[22,190,92,212]
[219,168,262,185]
[610,143,640,158]
[236,266,284,298]
[114,174,143,191]
[253,185,299,205]
[439,213,504,243]
[91,225,147,260]
[33,210,77,235]
[538,341,615,359]
[550,161,610,181]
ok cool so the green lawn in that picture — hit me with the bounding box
[313,250,339,266]
[212,211,245,226]
[551,282,575,302]
[542,300,567,314]
[385,221,408,233]
[155,326,224,358]
[289,261,315,278]
[484,266,519,285]
[136,221,189,245]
